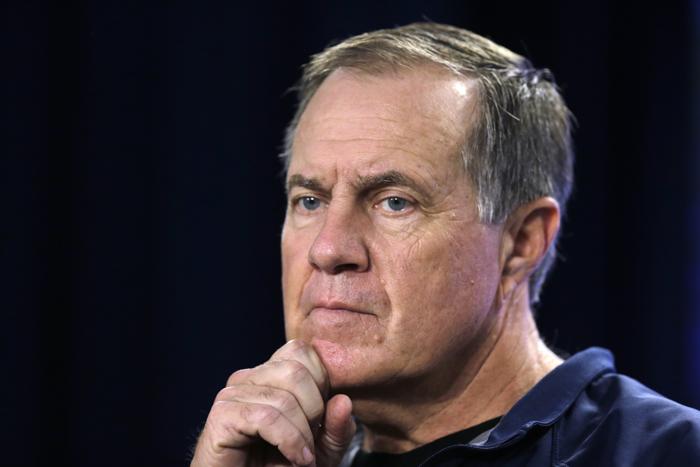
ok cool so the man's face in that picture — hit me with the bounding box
[281,67,504,395]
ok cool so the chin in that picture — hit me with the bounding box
[308,336,381,391]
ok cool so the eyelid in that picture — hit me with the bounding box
[290,193,327,213]
[373,192,417,214]
[373,189,417,203]
[288,190,324,203]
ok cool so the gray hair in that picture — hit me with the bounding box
[280,22,574,304]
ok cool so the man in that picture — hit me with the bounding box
[191,23,700,466]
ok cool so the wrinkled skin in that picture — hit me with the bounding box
[281,67,503,403]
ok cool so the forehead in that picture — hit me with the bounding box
[289,67,479,182]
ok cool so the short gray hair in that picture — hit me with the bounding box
[280,22,574,304]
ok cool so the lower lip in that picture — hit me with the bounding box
[308,307,374,326]
[304,308,382,347]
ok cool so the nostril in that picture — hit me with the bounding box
[332,263,359,274]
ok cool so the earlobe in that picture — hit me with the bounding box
[499,197,560,299]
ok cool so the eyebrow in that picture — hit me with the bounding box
[354,170,431,200]
[286,170,432,201]
[286,174,330,197]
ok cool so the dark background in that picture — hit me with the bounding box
[4,1,699,465]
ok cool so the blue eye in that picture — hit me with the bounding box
[299,196,321,211]
[380,196,410,212]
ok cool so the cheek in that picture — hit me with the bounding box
[281,225,314,333]
[281,222,313,280]
[381,225,501,343]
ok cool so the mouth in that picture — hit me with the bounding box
[306,301,377,331]
[298,298,383,349]
[309,300,373,316]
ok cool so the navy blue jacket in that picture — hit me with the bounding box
[421,347,700,466]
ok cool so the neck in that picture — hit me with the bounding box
[355,285,562,453]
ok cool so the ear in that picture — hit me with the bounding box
[499,197,561,300]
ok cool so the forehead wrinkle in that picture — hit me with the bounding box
[309,127,456,166]
[305,120,407,142]
[303,106,458,143]
[289,68,477,200]
[374,144,430,162]
[315,137,403,144]
[306,115,403,125]
[299,67,478,142]
[299,98,465,153]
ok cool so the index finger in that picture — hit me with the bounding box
[270,339,330,398]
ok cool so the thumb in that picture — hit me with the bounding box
[315,394,357,467]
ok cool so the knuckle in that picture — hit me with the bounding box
[286,338,306,352]
[239,403,254,423]
[251,404,283,426]
[254,387,300,415]
[207,402,239,443]
[209,407,244,448]
[275,339,310,362]
[239,402,282,426]
[226,368,251,386]
[214,386,237,402]
[209,400,230,421]
[285,360,309,382]
[287,339,310,359]
[277,390,299,413]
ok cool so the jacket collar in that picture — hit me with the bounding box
[481,347,616,448]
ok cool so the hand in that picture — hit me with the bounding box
[190,339,357,467]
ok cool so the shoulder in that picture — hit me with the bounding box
[559,370,700,465]
[588,371,700,430]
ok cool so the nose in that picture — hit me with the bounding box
[308,206,370,274]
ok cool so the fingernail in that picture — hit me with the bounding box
[302,446,314,464]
